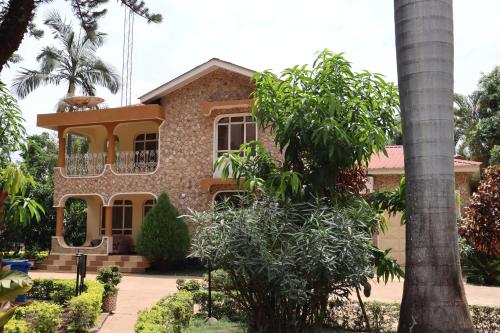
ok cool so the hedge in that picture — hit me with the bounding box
[3,319,29,333]
[27,279,76,305]
[67,281,105,332]
[15,301,63,333]
[135,291,193,333]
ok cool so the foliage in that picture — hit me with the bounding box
[202,269,233,291]
[96,265,122,297]
[490,145,500,165]
[28,279,78,305]
[0,260,33,330]
[67,281,104,332]
[0,0,162,73]
[12,11,120,101]
[135,291,193,333]
[63,198,87,246]
[191,290,242,322]
[175,279,201,293]
[3,319,29,333]
[459,165,500,258]
[367,177,406,224]
[325,300,499,333]
[189,195,378,332]
[243,50,398,200]
[15,301,62,333]
[460,239,499,286]
[0,84,25,167]
[136,192,189,263]
[454,66,500,164]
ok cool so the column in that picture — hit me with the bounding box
[56,207,64,237]
[106,124,117,165]
[58,128,66,167]
[104,206,113,236]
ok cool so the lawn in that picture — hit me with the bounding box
[188,318,351,332]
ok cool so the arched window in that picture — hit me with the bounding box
[215,115,256,158]
[133,133,159,170]
[101,200,133,235]
[143,199,156,218]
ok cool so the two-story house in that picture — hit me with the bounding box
[38,59,480,272]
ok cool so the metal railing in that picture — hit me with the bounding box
[64,150,158,176]
[65,152,107,176]
[115,150,158,174]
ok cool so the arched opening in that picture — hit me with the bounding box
[63,198,87,246]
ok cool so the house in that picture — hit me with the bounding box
[367,145,481,266]
[37,59,279,272]
[37,59,480,272]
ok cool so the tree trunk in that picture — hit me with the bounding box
[394,0,474,332]
[0,0,36,73]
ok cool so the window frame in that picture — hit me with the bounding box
[100,200,133,235]
[134,132,159,153]
[143,198,156,219]
[213,113,257,164]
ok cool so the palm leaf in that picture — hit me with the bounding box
[0,269,33,302]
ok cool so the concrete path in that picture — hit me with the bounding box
[29,272,500,332]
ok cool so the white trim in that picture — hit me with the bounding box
[56,193,106,207]
[212,113,257,177]
[107,192,158,206]
[139,59,255,103]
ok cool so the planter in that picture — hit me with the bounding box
[102,294,118,313]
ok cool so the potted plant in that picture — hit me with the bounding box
[96,265,122,313]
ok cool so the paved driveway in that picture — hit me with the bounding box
[29,272,499,332]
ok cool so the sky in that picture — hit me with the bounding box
[2,0,499,135]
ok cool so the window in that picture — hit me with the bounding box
[143,199,156,217]
[101,200,133,235]
[133,132,159,169]
[216,115,256,157]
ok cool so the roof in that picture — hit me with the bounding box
[139,58,256,104]
[368,146,481,175]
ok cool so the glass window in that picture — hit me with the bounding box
[134,132,158,153]
[143,199,156,218]
[216,115,257,157]
[101,200,133,235]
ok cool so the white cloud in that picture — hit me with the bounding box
[1,0,499,135]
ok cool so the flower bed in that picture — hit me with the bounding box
[4,278,105,333]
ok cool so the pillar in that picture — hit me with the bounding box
[106,124,117,165]
[58,128,66,167]
[104,206,113,236]
[56,207,64,237]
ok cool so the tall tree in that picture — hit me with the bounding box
[0,0,162,74]
[12,11,120,102]
[394,0,474,331]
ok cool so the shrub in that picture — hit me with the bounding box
[28,279,76,305]
[176,279,201,292]
[135,192,190,264]
[490,145,500,165]
[192,290,242,322]
[15,301,62,333]
[96,265,122,296]
[460,240,500,286]
[135,291,193,333]
[202,269,233,291]
[67,281,104,332]
[189,196,375,332]
[3,319,29,333]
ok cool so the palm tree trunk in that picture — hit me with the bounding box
[394,0,474,332]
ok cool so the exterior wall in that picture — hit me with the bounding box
[372,172,473,267]
[53,69,279,234]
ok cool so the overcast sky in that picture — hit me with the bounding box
[2,0,499,135]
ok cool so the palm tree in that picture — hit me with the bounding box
[12,11,119,107]
[394,0,474,332]
[454,93,481,159]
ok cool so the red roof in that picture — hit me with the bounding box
[368,146,481,171]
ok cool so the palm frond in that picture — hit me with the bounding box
[11,69,63,98]
[36,46,62,73]
[44,11,72,40]
[79,59,120,94]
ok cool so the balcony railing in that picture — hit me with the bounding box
[115,150,158,174]
[64,150,158,176]
[65,152,107,176]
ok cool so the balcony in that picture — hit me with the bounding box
[64,150,158,176]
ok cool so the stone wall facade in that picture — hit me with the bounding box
[54,69,279,220]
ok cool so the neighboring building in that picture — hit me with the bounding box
[37,60,481,272]
[367,145,481,266]
[38,59,279,272]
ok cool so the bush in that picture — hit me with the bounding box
[460,240,500,286]
[202,269,233,291]
[67,281,104,332]
[3,319,29,333]
[135,291,193,333]
[490,145,500,165]
[136,192,190,264]
[15,301,62,333]
[192,290,242,322]
[96,265,122,296]
[189,196,375,332]
[176,279,201,292]
[28,279,76,305]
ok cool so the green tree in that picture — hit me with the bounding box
[0,0,162,74]
[394,0,473,331]
[12,11,120,102]
[136,193,189,264]
[0,84,25,168]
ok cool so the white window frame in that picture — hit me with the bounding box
[213,113,257,165]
